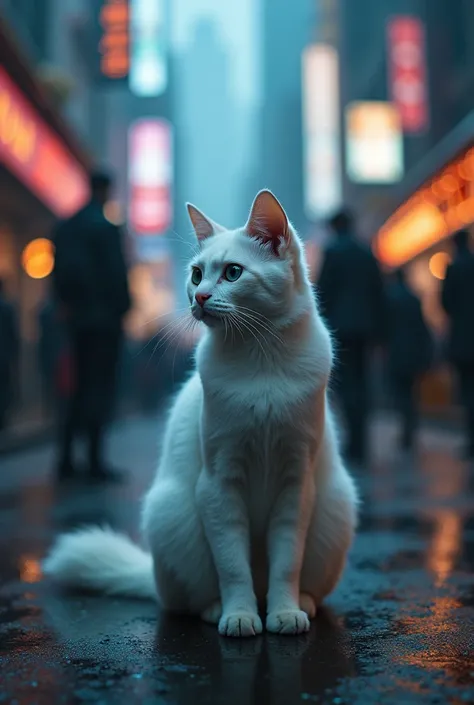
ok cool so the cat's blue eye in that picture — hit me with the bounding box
[224,264,243,282]
[191,267,202,285]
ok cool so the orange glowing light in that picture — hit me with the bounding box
[104,200,123,225]
[428,252,451,280]
[376,141,474,266]
[439,173,459,194]
[22,238,55,279]
[376,203,447,267]
[99,0,129,79]
[19,556,42,583]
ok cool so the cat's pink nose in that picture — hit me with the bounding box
[195,292,212,307]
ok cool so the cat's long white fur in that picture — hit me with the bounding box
[44,190,358,637]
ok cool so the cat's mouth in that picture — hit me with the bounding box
[191,306,223,326]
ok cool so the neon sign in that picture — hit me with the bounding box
[128,118,173,236]
[375,146,474,267]
[0,67,89,217]
[99,0,130,79]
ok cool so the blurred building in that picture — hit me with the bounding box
[0,1,94,440]
[255,0,315,234]
[332,0,474,416]
[175,20,240,228]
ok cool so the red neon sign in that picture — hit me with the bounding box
[387,16,428,133]
[0,67,89,217]
[128,119,173,235]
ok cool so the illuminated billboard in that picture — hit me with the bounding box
[387,16,428,133]
[375,145,474,267]
[128,118,173,237]
[0,67,89,217]
[302,44,342,220]
[129,0,167,96]
[345,102,404,184]
[97,0,130,81]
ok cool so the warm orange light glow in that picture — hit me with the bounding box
[426,510,462,586]
[456,196,474,224]
[99,0,129,79]
[19,556,42,583]
[376,203,447,267]
[429,252,451,280]
[22,238,55,279]
[104,200,123,225]
[376,142,474,266]
[439,173,458,194]
[0,89,37,163]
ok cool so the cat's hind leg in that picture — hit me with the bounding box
[142,480,220,617]
[300,464,358,611]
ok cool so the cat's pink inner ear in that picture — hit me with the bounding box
[187,203,225,242]
[246,190,290,254]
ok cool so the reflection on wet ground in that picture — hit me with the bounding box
[0,416,473,704]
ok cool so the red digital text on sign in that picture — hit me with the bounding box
[387,16,428,133]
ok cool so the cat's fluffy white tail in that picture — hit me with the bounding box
[43,527,156,600]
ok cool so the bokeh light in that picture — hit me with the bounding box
[21,238,55,279]
[104,200,124,225]
[428,251,451,280]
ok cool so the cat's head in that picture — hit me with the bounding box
[186,190,309,330]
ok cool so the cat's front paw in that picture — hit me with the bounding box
[218,612,263,638]
[266,609,311,635]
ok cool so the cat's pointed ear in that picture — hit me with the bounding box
[246,190,290,255]
[186,203,225,242]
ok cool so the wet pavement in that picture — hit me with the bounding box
[0,414,473,704]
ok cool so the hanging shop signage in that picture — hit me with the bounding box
[128,118,173,236]
[302,44,342,220]
[0,67,89,217]
[98,0,130,81]
[387,16,428,133]
[345,101,404,184]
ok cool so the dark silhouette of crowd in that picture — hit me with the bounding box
[317,211,472,463]
[441,229,474,459]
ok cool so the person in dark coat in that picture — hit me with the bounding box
[387,269,433,449]
[317,209,387,463]
[52,170,131,481]
[38,297,62,415]
[0,280,18,431]
[441,229,474,459]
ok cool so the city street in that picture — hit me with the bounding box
[0,414,473,705]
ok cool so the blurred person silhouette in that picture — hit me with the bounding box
[441,229,474,459]
[0,279,18,431]
[387,269,433,450]
[38,296,64,415]
[52,170,131,481]
[317,209,386,463]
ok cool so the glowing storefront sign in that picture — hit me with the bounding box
[99,0,130,79]
[128,118,173,236]
[345,101,404,184]
[129,0,167,96]
[375,145,474,267]
[302,44,342,220]
[0,67,89,217]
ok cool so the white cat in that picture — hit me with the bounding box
[44,190,358,637]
